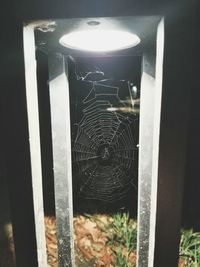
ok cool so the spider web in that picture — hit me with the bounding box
[72,82,138,203]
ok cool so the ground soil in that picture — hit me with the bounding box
[0,214,185,267]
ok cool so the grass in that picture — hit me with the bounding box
[107,213,137,267]
[109,213,200,267]
[76,213,200,267]
[180,228,200,266]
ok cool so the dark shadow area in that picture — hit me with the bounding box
[36,50,56,216]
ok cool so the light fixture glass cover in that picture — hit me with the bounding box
[59,30,140,52]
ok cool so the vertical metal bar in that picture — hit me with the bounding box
[48,54,74,267]
[137,51,156,267]
[137,18,165,267]
[148,18,164,267]
[23,25,48,267]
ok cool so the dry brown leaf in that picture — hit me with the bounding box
[178,258,185,267]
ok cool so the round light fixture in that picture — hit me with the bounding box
[59,30,140,52]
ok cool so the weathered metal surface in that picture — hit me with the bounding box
[137,18,165,267]
[148,18,164,267]
[48,54,75,267]
[137,51,156,267]
[23,24,48,267]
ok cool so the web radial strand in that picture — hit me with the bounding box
[72,83,138,202]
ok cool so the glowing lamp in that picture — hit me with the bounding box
[59,30,140,52]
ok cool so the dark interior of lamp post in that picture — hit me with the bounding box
[69,55,140,266]
[69,55,141,215]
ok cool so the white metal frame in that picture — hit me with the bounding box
[23,17,165,267]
